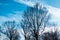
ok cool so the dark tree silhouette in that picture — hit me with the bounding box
[43,30,58,40]
[21,3,50,40]
[0,21,19,40]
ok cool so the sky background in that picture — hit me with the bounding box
[0,0,60,16]
[1,0,60,40]
[0,0,27,16]
[0,0,60,25]
[44,0,60,8]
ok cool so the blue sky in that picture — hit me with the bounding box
[0,0,60,15]
[0,0,60,16]
[0,0,60,25]
[1,0,60,39]
[44,0,60,8]
[0,0,27,16]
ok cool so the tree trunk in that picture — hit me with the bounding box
[34,30,38,40]
[35,33,38,40]
[10,36,12,40]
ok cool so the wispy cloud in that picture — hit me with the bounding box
[47,6,60,26]
[14,0,36,7]
[1,0,60,26]
[14,0,47,7]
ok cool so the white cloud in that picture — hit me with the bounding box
[1,3,60,26]
[1,1,60,39]
[14,0,47,7]
[14,0,60,26]
[0,0,60,26]
[14,0,35,7]
[47,6,60,26]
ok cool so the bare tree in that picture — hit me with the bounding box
[0,21,19,40]
[42,30,58,40]
[21,3,50,40]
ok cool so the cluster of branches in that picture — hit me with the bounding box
[0,21,20,40]
[42,30,58,40]
[0,3,59,40]
[21,3,51,40]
